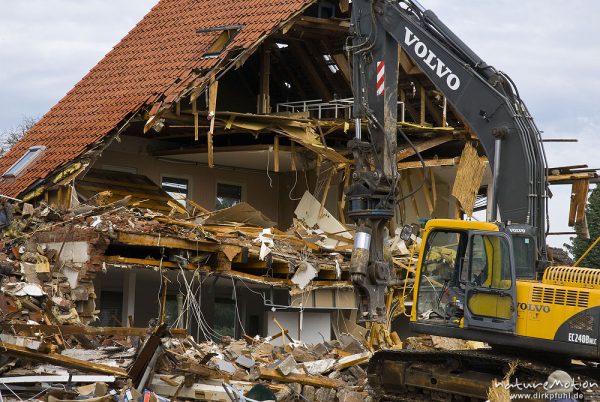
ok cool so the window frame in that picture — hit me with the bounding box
[468,232,513,290]
[215,181,244,210]
[161,175,191,207]
[198,25,243,58]
[3,145,46,178]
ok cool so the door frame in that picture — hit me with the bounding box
[463,230,517,333]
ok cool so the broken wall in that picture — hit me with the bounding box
[95,136,306,225]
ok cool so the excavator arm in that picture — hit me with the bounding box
[347,0,549,322]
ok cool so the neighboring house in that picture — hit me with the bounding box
[0,0,502,342]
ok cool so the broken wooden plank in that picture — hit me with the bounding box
[105,255,180,269]
[397,157,458,170]
[0,324,185,338]
[129,324,167,387]
[114,231,221,252]
[548,172,596,183]
[569,179,590,226]
[208,77,218,168]
[257,367,344,389]
[1,341,128,377]
[452,142,486,218]
[332,351,371,371]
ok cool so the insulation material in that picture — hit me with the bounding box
[451,142,485,217]
[291,261,318,289]
[294,191,352,250]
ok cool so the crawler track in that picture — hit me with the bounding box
[368,349,600,401]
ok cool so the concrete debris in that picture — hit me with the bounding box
[0,184,460,402]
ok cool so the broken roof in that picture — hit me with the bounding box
[0,0,313,198]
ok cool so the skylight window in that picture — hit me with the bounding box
[198,25,243,58]
[3,146,45,178]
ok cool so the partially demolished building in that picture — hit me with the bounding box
[0,0,596,399]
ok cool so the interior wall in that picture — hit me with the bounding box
[93,136,305,226]
[266,311,332,346]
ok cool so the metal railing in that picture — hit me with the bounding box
[276,98,405,122]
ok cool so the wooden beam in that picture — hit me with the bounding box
[420,85,426,125]
[105,256,181,269]
[396,133,455,162]
[332,53,351,85]
[319,168,334,217]
[403,171,420,217]
[398,157,461,170]
[0,324,186,338]
[153,144,291,157]
[332,352,371,371]
[192,97,198,141]
[114,231,221,253]
[272,47,308,100]
[294,16,350,33]
[208,77,218,168]
[274,135,280,172]
[548,172,596,183]
[1,341,128,377]
[258,44,271,114]
[289,42,332,101]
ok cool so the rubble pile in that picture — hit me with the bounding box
[0,194,422,401]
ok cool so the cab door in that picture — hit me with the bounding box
[463,231,516,333]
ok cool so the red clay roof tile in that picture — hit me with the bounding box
[0,0,311,198]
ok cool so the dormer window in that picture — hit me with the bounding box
[3,145,46,178]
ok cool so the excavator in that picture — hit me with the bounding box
[345,0,600,399]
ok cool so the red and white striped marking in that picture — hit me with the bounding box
[376,61,385,96]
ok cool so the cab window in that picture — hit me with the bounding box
[469,234,511,289]
[512,236,536,279]
[416,230,465,317]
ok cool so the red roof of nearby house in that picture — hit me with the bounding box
[0,0,311,198]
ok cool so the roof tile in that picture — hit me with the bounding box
[0,0,311,197]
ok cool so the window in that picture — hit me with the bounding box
[3,146,45,177]
[469,234,511,289]
[162,177,189,207]
[198,25,243,58]
[213,298,236,340]
[216,183,242,210]
[416,230,465,317]
[513,236,536,279]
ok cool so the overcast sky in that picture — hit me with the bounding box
[0,0,598,250]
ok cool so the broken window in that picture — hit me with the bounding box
[213,297,236,339]
[3,145,45,178]
[216,182,242,210]
[198,25,243,58]
[162,176,189,207]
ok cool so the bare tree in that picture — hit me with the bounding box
[0,116,38,156]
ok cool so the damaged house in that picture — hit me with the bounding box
[0,0,594,348]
